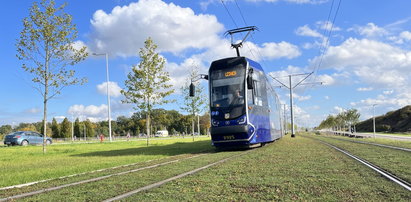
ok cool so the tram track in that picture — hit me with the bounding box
[305,136,411,192]
[0,153,208,201]
[0,148,254,201]
[103,149,252,202]
[322,135,411,152]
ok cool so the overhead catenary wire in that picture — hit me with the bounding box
[298,0,342,108]
[309,0,342,88]
[220,0,258,61]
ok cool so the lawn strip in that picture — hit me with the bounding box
[319,133,411,149]
[0,138,212,187]
[19,150,241,201]
[0,151,213,198]
[311,135,411,183]
[128,135,411,201]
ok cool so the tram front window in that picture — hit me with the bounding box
[211,78,244,108]
[210,68,246,120]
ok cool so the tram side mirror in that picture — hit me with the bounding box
[189,83,195,97]
[247,75,253,89]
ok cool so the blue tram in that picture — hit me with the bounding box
[208,56,283,148]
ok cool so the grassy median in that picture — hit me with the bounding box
[0,137,213,188]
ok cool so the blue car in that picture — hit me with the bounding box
[3,131,52,146]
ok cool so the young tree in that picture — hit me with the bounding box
[180,67,207,138]
[16,0,88,153]
[60,118,72,138]
[346,108,361,132]
[121,37,174,145]
[85,119,95,139]
[74,118,81,138]
[51,118,60,138]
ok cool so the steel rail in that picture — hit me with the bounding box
[103,150,253,202]
[0,154,206,202]
[324,136,411,152]
[312,137,411,192]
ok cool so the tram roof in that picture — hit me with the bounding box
[246,58,264,72]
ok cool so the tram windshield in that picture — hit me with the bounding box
[210,67,245,109]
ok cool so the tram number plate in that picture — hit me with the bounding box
[223,135,235,140]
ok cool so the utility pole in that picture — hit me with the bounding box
[71,115,74,142]
[372,104,377,138]
[270,72,322,138]
[282,104,287,135]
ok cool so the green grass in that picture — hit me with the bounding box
[0,137,213,188]
[358,132,411,137]
[6,134,410,201]
[128,135,411,201]
[320,132,411,149]
[310,134,411,183]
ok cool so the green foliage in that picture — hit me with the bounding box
[317,108,361,131]
[74,118,81,138]
[0,125,13,135]
[16,0,88,152]
[60,118,71,138]
[121,37,174,137]
[356,105,411,132]
[85,119,95,138]
[51,118,60,138]
[180,66,207,135]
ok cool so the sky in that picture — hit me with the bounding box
[1,0,411,128]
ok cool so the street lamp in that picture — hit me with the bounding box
[372,104,377,138]
[93,53,112,142]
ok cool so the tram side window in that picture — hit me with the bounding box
[253,80,264,106]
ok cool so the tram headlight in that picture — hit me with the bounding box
[237,116,246,124]
[212,119,219,126]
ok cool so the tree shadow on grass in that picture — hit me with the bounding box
[72,140,215,157]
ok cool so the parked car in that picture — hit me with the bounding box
[3,131,52,146]
[154,130,169,137]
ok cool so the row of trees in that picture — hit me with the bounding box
[0,109,211,139]
[317,109,361,132]
[15,0,208,151]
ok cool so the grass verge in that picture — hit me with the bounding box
[0,137,212,188]
[310,134,411,183]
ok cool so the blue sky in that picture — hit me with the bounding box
[1,0,411,127]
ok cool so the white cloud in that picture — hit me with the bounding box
[349,23,388,38]
[313,38,411,88]
[294,94,312,101]
[332,106,345,114]
[54,116,66,121]
[316,74,335,86]
[383,90,394,95]
[296,25,323,38]
[324,96,330,100]
[89,0,224,56]
[292,105,311,126]
[72,40,89,52]
[357,87,373,92]
[97,81,122,97]
[316,21,341,32]
[166,39,301,91]
[25,107,41,114]
[399,31,411,41]
[243,41,301,61]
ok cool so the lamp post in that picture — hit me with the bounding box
[93,53,112,142]
[372,104,377,138]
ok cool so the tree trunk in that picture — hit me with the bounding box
[146,112,150,146]
[197,114,200,136]
[192,113,195,142]
[43,57,49,154]
[43,98,47,154]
